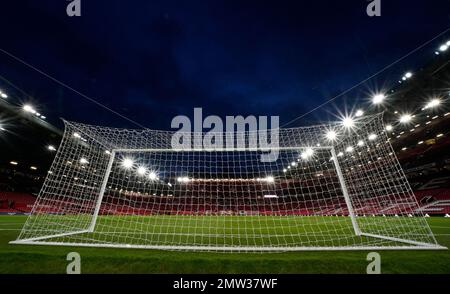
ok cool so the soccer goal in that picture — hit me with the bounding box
[11,114,446,251]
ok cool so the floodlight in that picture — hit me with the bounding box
[355,110,364,117]
[399,114,412,124]
[325,130,337,141]
[47,145,56,151]
[368,134,377,141]
[424,99,441,109]
[372,94,385,104]
[300,148,314,159]
[265,176,275,183]
[148,172,158,180]
[23,104,36,114]
[342,117,354,128]
[122,158,134,169]
[385,124,393,131]
[137,166,147,175]
[79,158,89,164]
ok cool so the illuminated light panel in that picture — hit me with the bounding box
[30,166,37,170]
[177,177,190,183]
[79,158,89,164]
[10,161,18,165]
[264,195,278,199]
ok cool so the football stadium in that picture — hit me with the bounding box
[0,1,449,279]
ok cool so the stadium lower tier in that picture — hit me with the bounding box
[1,188,450,216]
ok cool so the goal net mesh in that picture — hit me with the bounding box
[12,114,442,251]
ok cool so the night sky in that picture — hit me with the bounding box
[0,0,449,130]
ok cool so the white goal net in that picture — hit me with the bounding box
[11,114,445,251]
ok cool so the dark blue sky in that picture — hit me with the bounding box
[0,0,449,130]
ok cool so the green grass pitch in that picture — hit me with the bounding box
[0,215,449,274]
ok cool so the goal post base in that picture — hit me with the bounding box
[9,229,91,244]
[9,240,447,251]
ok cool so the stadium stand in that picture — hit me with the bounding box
[0,37,450,218]
[0,192,36,214]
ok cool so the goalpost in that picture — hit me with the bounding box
[10,114,446,251]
